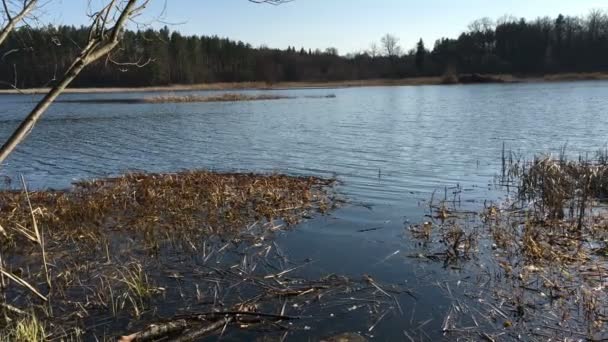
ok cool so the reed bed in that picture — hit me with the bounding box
[56,93,336,104]
[507,153,608,223]
[407,152,608,340]
[144,93,291,103]
[1,171,334,243]
[0,171,405,340]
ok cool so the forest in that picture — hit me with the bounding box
[1,10,608,88]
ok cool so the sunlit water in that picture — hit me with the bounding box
[1,81,608,339]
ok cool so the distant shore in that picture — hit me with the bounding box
[1,72,608,95]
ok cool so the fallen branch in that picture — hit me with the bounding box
[172,317,234,342]
[118,319,188,342]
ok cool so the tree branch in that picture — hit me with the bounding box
[0,0,287,165]
[0,0,148,165]
[0,0,37,46]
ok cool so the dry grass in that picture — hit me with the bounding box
[0,171,373,340]
[143,93,291,103]
[0,79,446,94]
[54,93,337,104]
[543,72,608,82]
[508,153,608,224]
[409,151,608,340]
[1,72,607,95]
[0,171,335,244]
[1,315,46,342]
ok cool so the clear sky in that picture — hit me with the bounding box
[48,0,607,54]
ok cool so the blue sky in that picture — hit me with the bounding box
[50,0,607,54]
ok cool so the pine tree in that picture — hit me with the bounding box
[415,38,426,72]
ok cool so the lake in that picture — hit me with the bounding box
[1,81,608,340]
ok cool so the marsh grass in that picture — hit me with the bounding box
[144,93,292,103]
[511,155,608,224]
[412,151,608,340]
[408,185,479,264]
[116,263,162,317]
[0,171,403,340]
[0,171,335,245]
[56,93,337,104]
[1,315,46,342]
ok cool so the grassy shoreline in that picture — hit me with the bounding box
[2,72,608,95]
[54,93,337,104]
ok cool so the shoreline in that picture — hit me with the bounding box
[1,72,608,95]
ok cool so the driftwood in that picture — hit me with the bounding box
[118,311,299,342]
[171,317,233,342]
[118,319,188,342]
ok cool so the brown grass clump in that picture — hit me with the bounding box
[543,72,608,82]
[0,171,346,340]
[408,193,479,263]
[144,93,291,103]
[0,171,335,245]
[492,153,608,338]
[411,151,608,340]
[511,155,608,223]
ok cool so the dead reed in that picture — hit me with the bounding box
[409,151,608,340]
[144,93,291,103]
[56,93,338,104]
[0,171,373,340]
[509,154,608,225]
[0,171,335,244]
[0,171,406,340]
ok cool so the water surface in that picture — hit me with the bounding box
[1,81,608,339]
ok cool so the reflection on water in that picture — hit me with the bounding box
[1,81,608,339]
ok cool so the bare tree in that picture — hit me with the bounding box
[368,42,379,58]
[496,14,518,26]
[0,0,150,164]
[0,0,38,46]
[0,0,294,165]
[380,33,401,57]
[468,17,494,34]
[587,9,608,41]
[324,46,338,55]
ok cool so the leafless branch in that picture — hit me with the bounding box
[0,0,150,164]
[106,52,154,68]
[1,47,19,61]
[0,0,291,164]
[0,0,38,46]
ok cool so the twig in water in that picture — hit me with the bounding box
[0,268,47,301]
[373,250,400,266]
[357,226,383,233]
[118,319,188,342]
[172,317,234,342]
[403,329,415,342]
[368,309,391,332]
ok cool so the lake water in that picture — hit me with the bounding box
[1,81,608,340]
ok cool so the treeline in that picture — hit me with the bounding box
[1,10,608,88]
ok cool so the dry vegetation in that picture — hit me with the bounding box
[55,93,337,104]
[2,72,608,96]
[0,171,405,340]
[1,171,335,241]
[407,151,608,340]
[481,154,608,340]
[143,93,292,103]
[542,72,608,82]
[0,79,445,94]
[3,72,608,95]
